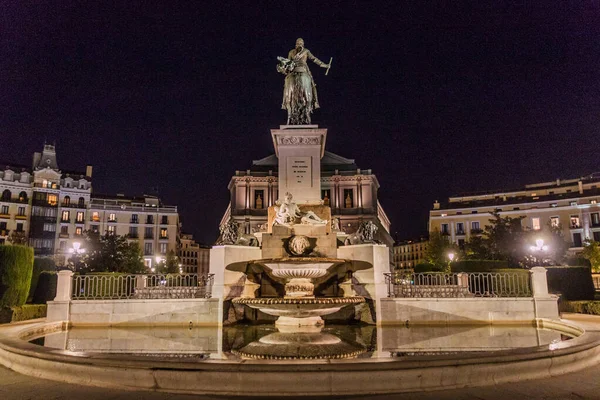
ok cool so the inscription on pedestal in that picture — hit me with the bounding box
[287,156,312,188]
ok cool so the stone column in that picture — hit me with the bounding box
[530,267,559,320]
[530,267,549,297]
[54,270,74,301]
[136,274,147,290]
[47,270,74,322]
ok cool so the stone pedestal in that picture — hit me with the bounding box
[337,244,390,325]
[209,245,262,325]
[270,125,327,204]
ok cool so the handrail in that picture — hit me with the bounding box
[383,271,532,298]
[71,273,214,300]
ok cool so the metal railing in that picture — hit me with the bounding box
[593,275,600,291]
[71,273,214,300]
[384,272,532,298]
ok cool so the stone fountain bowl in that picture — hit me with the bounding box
[257,257,347,280]
[232,331,367,360]
[233,297,365,326]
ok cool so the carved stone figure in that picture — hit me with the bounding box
[217,218,239,245]
[217,218,259,247]
[332,217,341,232]
[288,235,312,256]
[273,192,327,226]
[277,38,330,125]
[344,221,380,246]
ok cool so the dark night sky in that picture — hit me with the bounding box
[2,2,600,244]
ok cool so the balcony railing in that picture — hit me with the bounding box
[88,202,177,213]
[127,233,139,239]
[384,272,532,298]
[71,273,214,300]
[144,235,154,239]
[0,198,28,204]
[61,203,86,209]
[456,230,465,235]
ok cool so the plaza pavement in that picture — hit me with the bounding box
[0,313,599,400]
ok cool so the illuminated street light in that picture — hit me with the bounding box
[530,238,549,253]
[448,252,455,262]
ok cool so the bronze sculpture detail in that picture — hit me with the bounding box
[277,38,331,125]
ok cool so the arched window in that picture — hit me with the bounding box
[1,190,11,201]
[63,196,70,206]
[78,197,85,207]
[18,191,27,202]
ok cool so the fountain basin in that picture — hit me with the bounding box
[233,297,365,327]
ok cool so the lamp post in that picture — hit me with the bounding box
[447,252,455,273]
[68,241,86,271]
[528,238,550,266]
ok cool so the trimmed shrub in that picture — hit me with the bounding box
[0,245,34,307]
[32,272,57,304]
[413,263,442,273]
[560,301,600,315]
[545,266,595,301]
[0,304,47,323]
[450,260,509,273]
[28,257,56,302]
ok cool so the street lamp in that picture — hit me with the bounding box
[530,238,549,253]
[446,252,455,273]
[448,252,455,262]
[68,241,85,271]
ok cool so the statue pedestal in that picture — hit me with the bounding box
[270,125,327,204]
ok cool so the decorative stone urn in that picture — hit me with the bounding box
[263,260,336,298]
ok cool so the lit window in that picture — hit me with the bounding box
[76,212,84,222]
[92,212,100,222]
[47,194,58,206]
[592,200,598,205]
[75,227,82,236]
[570,216,581,229]
[532,217,541,230]
[108,213,116,222]
[107,225,116,234]
[550,217,560,228]
[61,210,70,222]
[160,228,168,238]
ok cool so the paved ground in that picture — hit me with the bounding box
[1,363,599,400]
[1,313,599,400]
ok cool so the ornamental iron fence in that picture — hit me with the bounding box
[71,273,214,300]
[384,271,532,298]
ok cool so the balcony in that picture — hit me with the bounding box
[0,198,28,204]
[59,233,70,239]
[61,203,86,209]
[570,224,581,229]
[456,230,465,236]
[470,228,483,234]
[75,219,85,224]
[144,235,154,239]
[127,233,139,239]
[15,215,27,220]
[159,235,169,240]
[130,219,139,224]
[108,219,117,223]
[32,199,58,207]
[0,214,9,219]
[60,219,70,223]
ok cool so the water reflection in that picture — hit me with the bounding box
[33,323,574,361]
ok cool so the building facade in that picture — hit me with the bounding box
[87,194,179,268]
[1,144,181,268]
[429,173,600,251]
[179,233,210,275]
[223,151,393,247]
[392,238,428,269]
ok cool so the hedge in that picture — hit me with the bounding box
[545,266,595,301]
[0,304,47,323]
[28,257,56,302]
[450,260,509,273]
[32,272,57,304]
[413,263,443,273]
[560,301,600,315]
[0,245,34,307]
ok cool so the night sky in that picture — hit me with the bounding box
[2,2,600,244]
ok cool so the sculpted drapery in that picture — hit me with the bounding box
[277,38,330,125]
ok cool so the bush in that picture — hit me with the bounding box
[32,272,57,304]
[560,301,600,315]
[545,266,595,301]
[28,257,56,302]
[450,260,509,273]
[0,245,34,307]
[413,263,443,273]
[0,304,47,323]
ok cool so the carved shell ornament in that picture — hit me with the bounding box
[288,235,312,256]
[278,136,320,145]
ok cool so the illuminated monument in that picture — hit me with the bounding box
[209,38,391,328]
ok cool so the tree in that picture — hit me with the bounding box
[0,245,34,307]
[484,212,528,265]
[424,230,459,272]
[156,250,180,274]
[582,240,600,273]
[8,231,28,246]
[80,231,145,273]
